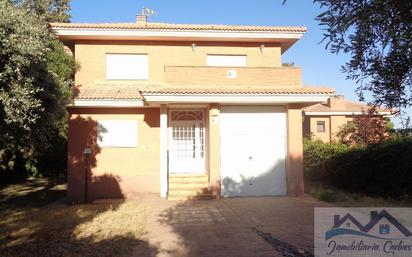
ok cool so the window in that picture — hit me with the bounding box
[207,55,247,67]
[317,121,326,133]
[97,120,138,147]
[106,54,148,80]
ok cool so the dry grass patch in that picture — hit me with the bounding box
[0,200,151,257]
[75,201,147,242]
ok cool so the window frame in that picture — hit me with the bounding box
[316,121,326,133]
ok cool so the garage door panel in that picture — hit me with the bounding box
[220,106,287,197]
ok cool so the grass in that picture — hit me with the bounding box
[0,178,152,257]
[307,182,412,207]
[0,177,66,208]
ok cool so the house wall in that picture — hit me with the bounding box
[304,115,354,143]
[67,107,160,203]
[309,116,331,142]
[330,115,349,140]
[208,104,221,197]
[74,41,282,85]
[286,104,304,196]
[164,66,302,87]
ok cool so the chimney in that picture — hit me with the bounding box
[327,95,346,110]
[136,14,147,24]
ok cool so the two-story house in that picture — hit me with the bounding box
[50,14,336,203]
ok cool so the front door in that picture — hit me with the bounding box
[169,109,206,173]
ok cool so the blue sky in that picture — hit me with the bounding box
[70,0,410,127]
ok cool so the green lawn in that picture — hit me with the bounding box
[0,178,150,257]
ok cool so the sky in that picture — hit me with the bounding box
[70,0,411,128]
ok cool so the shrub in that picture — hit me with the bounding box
[304,137,412,200]
[303,139,348,180]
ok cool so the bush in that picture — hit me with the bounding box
[303,139,348,180]
[304,138,412,200]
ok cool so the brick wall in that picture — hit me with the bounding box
[165,66,302,87]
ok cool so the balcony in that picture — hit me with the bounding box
[164,66,302,87]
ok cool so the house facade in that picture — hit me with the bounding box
[303,95,392,142]
[50,15,336,203]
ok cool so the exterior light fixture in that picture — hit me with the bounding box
[260,44,265,53]
[191,43,197,52]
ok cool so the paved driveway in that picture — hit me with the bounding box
[132,195,331,257]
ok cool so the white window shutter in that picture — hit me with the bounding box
[207,55,247,67]
[106,54,148,80]
[97,120,138,148]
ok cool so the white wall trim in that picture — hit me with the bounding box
[143,94,333,104]
[51,28,304,40]
[305,111,393,116]
[159,105,168,198]
[73,99,144,107]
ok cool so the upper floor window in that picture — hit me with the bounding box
[317,121,326,133]
[207,54,247,67]
[106,54,148,80]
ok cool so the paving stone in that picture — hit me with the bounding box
[132,194,332,257]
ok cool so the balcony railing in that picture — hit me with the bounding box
[164,66,302,87]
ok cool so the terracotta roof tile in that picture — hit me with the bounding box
[303,103,332,112]
[303,99,390,113]
[73,84,334,101]
[73,85,142,100]
[139,86,335,95]
[50,22,307,33]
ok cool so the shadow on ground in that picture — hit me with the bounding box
[0,178,66,208]
[150,195,329,257]
[0,179,158,257]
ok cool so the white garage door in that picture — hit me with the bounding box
[220,106,287,197]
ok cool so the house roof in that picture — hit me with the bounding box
[303,99,390,114]
[49,22,307,53]
[72,84,335,101]
[73,85,143,100]
[139,86,335,95]
[50,22,307,33]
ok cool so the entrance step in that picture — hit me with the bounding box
[169,174,209,183]
[168,174,212,200]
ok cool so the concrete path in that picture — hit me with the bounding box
[132,194,330,257]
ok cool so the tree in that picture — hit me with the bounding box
[13,0,71,22]
[315,0,412,109]
[337,108,389,146]
[0,0,75,180]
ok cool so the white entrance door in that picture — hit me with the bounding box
[220,106,287,197]
[169,110,206,173]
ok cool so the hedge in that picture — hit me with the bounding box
[304,138,412,200]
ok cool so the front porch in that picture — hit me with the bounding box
[160,107,215,200]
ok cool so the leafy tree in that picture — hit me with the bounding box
[336,108,389,146]
[315,0,412,109]
[13,0,71,22]
[0,0,75,180]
